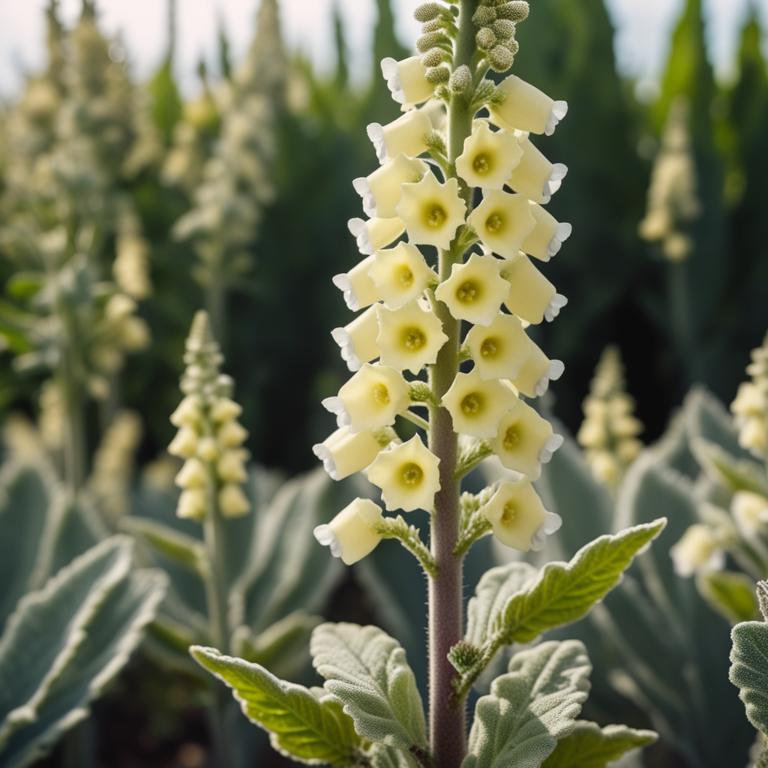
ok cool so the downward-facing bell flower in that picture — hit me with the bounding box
[367,109,432,163]
[442,369,517,438]
[396,172,467,250]
[492,400,563,479]
[500,253,567,324]
[332,255,378,311]
[510,341,564,398]
[464,313,533,380]
[455,120,523,190]
[508,132,568,204]
[490,74,568,136]
[732,491,768,537]
[367,434,441,512]
[348,217,406,256]
[332,304,380,371]
[313,498,384,565]
[435,253,509,326]
[479,479,562,551]
[322,363,410,432]
[381,56,435,110]
[468,190,535,259]
[376,300,448,374]
[523,203,572,262]
[671,524,724,577]
[353,154,427,218]
[313,426,393,481]
[370,242,436,309]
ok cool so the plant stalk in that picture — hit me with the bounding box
[427,1,477,765]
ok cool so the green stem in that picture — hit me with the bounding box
[427,2,477,765]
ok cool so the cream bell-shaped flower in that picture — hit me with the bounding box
[367,109,432,164]
[216,421,248,449]
[333,255,378,312]
[500,253,567,324]
[332,304,380,372]
[370,242,435,308]
[465,313,534,381]
[217,449,248,484]
[396,173,467,250]
[168,427,198,459]
[468,190,536,260]
[348,217,405,256]
[175,457,207,489]
[381,56,435,110]
[353,155,427,218]
[455,121,523,190]
[732,491,768,538]
[671,524,724,577]
[522,203,573,262]
[219,484,250,518]
[490,75,568,136]
[442,369,518,438]
[493,399,563,480]
[322,363,410,432]
[376,301,448,374]
[314,498,384,565]
[508,132,568,204]
[366,434,441,512]
[510,341,565,399]
[435,253,509,326]
[211,398,242,423]
[479,479,562,551]
[177,488,207,521]
[170,396,202,428]
[313,426,390,481]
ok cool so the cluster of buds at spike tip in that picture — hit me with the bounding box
[577,346,643,489]
[315,7,572,565]
[472,0,529,73]
[168,311,250,521]
[731,333,768,458]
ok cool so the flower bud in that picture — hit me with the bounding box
[475,27,497,50]
[219,483,250,518]
[496,2,529,22]
[488,45,516,72]
[415,2,444,22]
[313,498,384,565]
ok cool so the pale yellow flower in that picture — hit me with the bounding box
[168,427,198,459]
[435,253,509,326]
[353,154,427,218]
[510,342,564,398]
[396,173,467,250]
[381,56,435,109]
[467,190,535,259]
[479,479,561,551]
[322,363,410,432]
[375,301,448,374]
[197,436,220,462]
[314,498,384,565]
[219,484,250,518]
[671,524,724,577]
[216,421,248,449]
[489,75,568,136]
[732,491,768,538]
[455,120,523,190]
[366,434,441,512]
[217,449,248,484]
[170,395,203,428]
[175,457,208,489]
[442,369,517,438]
[313,426,390,481]
[465,313,534,380]
[333,255,378,312]
[522,203,572,262]
[332,304,380,371]
[367,109,433,163]
[348,217,406,256]
[493,400,563,479]
[500,253,567,325]
[507,132,568,204]
[177,488,207,521]
[369,242,435,308]
[211,398,243,423]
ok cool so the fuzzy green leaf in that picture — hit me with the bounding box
[691,438,768,497]
[462,641,591,768]
[541,721,657,767]
[698,571,759,624]
[310,623,427,752]
[730,621,768,737]
[190,646,364,765]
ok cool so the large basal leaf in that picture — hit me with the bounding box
[684,387,748,464]
[730,621,768,737]
[190,646,364,766]
[0,569,166,767]
[495,520,666,645]
[310,623,427,753]
[462,640,591,768]
[541,721,657,767]
[0,537,133,745]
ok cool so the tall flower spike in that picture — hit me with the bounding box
[731,334,768,458]
[169,312,250,520]
[468,190,536,259]
[455,120,523,190]
[370,242,436,309]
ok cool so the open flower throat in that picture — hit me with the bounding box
[314,0,570,566]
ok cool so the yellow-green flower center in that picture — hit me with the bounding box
[485,212,504,234]
[425,203,447,229]
[473,152,492,175]
[372,383,390,406]
[396,264,414,287]
[400,462,424,487]
[456,280,481,304]
[480,336,500,359]
[461,392,484,416]
[402,326,426,350]
[501,500,518,526]
[502,423,521,451]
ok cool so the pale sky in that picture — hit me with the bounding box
[0,0,764,98]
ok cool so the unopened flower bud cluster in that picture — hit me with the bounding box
[315,0,570,566]
[731,333,768,457]
[577,346,643,488]
[168,312,249,521]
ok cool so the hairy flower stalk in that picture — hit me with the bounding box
[314,1,569,763]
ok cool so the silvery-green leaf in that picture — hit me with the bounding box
[190,646,364,766]
[541,721,657,767]
[684,387,747,462]
[697,571,759,624]
[730,621,768,737]
[310,623,427,752]
[122,516,207,576]
[690,437,768,497]
[370,744,419,767]
[462,640,591,768]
